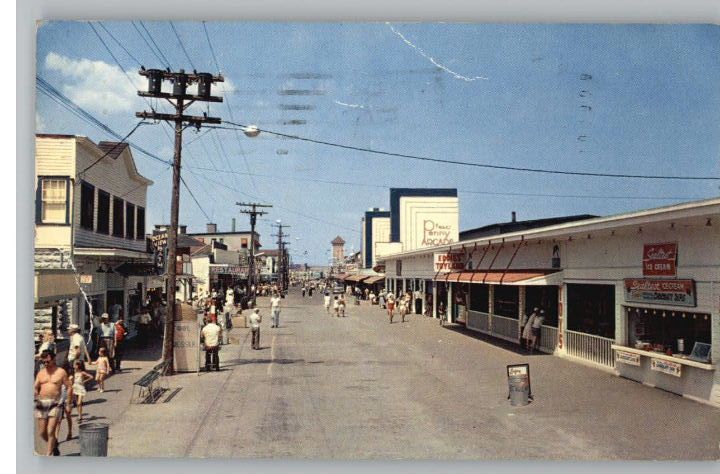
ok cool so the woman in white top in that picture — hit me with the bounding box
[521,308,538,350]
[324,293,331,314]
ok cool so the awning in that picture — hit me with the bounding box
[34,270,80,308]
[114,262,158,277]
[333,273,349,281]
[363,275,386,285]
[345,274,370,283]
[436,269,561,285]
[74,247,152,260]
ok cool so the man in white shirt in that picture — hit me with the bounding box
[98,313,116,360]
[66,324,90,370]
[249,309,262,350]
[270,293,281,328]
[201,317,222,371]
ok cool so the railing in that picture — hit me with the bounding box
[490,314,519,343]
[565,329,615,368]
[467,310,490,333]
[538,325,558,354]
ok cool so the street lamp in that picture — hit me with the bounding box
[243,125,260,138]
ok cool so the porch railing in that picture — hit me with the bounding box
[565,329,615,368]
[538,325,558,354]
[490,314,519,343]
[467,310,490,333]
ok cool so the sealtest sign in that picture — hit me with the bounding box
[434,251,466,272]
[651,358,682,377]
[643,242,677,277]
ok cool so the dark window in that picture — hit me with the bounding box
[567,284,615,338]
[493,285,519,318]
[112,197,124,237]
[80,181,95,230]
[96,190,110,234]
[469,284,489,312]
[126,203,135,240]
[525,286,559,327]
[628,308,710,355]
[136,207,145,240]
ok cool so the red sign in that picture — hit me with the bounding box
[643,242,677,277]
[434,252,466,272]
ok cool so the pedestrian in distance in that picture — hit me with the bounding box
[70,360,92,424]
[94,347,112,392]
[309,286,314,297]
[521,308,539,351]
[34,349,71,456]
[399,295,408,323]
[270,292,282,328]
[379,290,386,309]
[201,316,222,371]
[113,318,127,371]
[338,295,346,317]
[98,313,115,367]
[250,308,262,350]
[136,308,153,348]
[324,292,331,314]
[333,295,340,317]
[530,309,546,353]
[301,286,306,298]
[386,292,396,323]
[66,324,90,373]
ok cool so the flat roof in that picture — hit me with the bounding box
[378,197,720,261]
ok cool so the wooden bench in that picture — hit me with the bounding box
[131,360,170,404]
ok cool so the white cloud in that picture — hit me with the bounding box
[44,52,145,115]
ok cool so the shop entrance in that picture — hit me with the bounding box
[436,282,448,321]
[453,283,469,324]
[423,280,433,316]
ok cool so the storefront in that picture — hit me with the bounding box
[379,198,720,406]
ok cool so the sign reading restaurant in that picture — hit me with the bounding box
[209,265,249,277]
[624,278,696,307]
[434,251,466,272]
[643,242,677,277]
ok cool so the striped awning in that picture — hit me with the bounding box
[363,275,386,285]
[436,269,561,285]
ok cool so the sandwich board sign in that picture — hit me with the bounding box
[173,321,201,373]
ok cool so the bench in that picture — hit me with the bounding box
[131,360,170,404]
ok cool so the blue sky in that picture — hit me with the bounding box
[36,22,720,265]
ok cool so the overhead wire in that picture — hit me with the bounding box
[96,22,143,67]
[214,122,720,181]
[138,21,173,69]
[169,21,197,70]
[131,21,170,69]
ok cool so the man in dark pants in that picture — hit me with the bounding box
[249,308,262,350]
[201,316,221,371]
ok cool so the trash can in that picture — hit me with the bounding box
[509,384,529,407]
[79,422,109,456]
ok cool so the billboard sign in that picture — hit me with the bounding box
[624,278,696,307]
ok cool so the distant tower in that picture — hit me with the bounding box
[331,236,345,262]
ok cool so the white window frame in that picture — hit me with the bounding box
[41,178,67,224]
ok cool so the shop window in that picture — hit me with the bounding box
[96,189,110,234]
[38,178,69,224]
[628,308,711,356]
[125,203,135,240]
[493,285,519,318]
[469,284,489,313]
[136,206,146,240]
[80,181,95,230]
[112,196,124,237]
[525,286,559,327]
[241,238,248,249]
[567,283,615,338]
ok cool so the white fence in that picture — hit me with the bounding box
[538,325,558,354]
[565,329,615,368]
[467,310,490,333]
[491,314,519,343]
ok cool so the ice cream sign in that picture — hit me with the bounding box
[643,242,677,277]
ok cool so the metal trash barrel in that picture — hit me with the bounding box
[509,383,529,406]
[79,422,109,456]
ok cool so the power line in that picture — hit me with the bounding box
[131,21,170,69]
[215,122,719,181]
[184,165,711,202]
[191,172,361,234]
[78,121,148,175]
[138,21,173,69]
[179,175,211,221]
[169,21,196,70]
[96,22,143,66]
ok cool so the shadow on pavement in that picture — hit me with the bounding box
[442,324,552,357]
[222,358,305,367]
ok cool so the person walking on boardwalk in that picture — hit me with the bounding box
[399,294,409,323]
[338,295,346,317]
[250,308,262,350]
[333,295,340,317]
[386,292,396,323]
[34,349,71,456]
[201,316,222,371]
[270,292,281,328]
[70,360,92,424]
[521,308,539,351]
[324,292,331,314]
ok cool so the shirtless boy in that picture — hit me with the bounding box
[34,349,72,456]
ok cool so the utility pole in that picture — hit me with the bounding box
[236,202,272,306]
[136,68,223,374]
[272,222,291,293]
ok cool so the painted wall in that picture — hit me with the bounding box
[399,196,459,252]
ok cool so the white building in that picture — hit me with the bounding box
[380,198,720,407]
[34,134,154,341]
